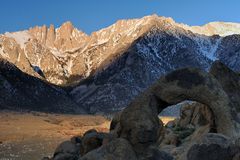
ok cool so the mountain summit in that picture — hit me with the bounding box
[0,15,240,113]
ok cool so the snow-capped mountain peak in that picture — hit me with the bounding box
[0,14,240,113]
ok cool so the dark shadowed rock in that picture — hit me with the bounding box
[187,144,239,160]
[102,132,116,146]
[141,146,174,160]
[210,60,240,112]
[71,136,82,144]
[53,141,80,160]
[83,129,97,137]
[165,68,205,89]
[119,93,164,153]
[53,153,77,160]
[199,133,231,147]
[160,129,180,147]
[79,138,137,160]
[233,153,240,160]
[234,137,240,147]
[110,111,122,131]
[82,130,107,154]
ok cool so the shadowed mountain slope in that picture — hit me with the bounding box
[0,59,85,113]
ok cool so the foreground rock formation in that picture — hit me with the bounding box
[43,61,240,160]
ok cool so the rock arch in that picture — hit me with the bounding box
[49,62,240,160]
[153,67,240,137]
[119,66,240,154]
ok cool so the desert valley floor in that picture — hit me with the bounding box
[0,111,174,160]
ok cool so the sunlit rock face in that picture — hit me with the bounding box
[1,15,240,113]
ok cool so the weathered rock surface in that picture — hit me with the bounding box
[198,133,232,147]
[109,111,122,131]
[53,141,81,160]
[79,138,138,160]
[81,130,105,154]
[140,146,174,160]
[119,93,166,153]
[187,143,240,160]
[178,102,214,129]
[210,60,240,112]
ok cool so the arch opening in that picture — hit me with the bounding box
[158,100,217,144]
[159,100,216,130]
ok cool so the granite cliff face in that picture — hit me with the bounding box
[0,15,240,113]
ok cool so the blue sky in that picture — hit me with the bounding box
[1,0,239,34]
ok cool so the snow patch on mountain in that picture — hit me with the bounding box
[206,22,240,36]
[183,21,240,36]
[207,38,222,60]
[5,31,31,49]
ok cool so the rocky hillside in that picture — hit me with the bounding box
[0,15,240,113]
[69,16,240,113]
[0,59,85,113]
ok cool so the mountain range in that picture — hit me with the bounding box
[0,14,240,113]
